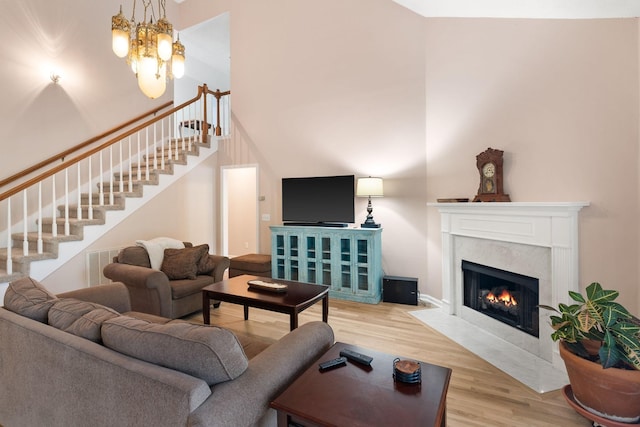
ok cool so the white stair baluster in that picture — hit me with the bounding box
[128,136,133,193]
[6,197,12,274]
[161,118,165,170]
[99,152,104,206]
[76,163,82,220]
[153,122,158,170]
[22,190,28,256]
[137,133,141,181]
[181,108,186,152]
[109,146,114,205]
[37,182,43,253]
[145,128,150,181]
[51,174,57,238]
[119,140,124,193]
[88,157,93,220]
[64,168,70,236]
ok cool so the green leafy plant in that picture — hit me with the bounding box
[539,282,640,370]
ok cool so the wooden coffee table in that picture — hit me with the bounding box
[270,342,452,427]
[202,274,329,331]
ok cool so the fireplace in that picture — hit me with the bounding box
[462,260,539,338]
[429,201,588,368]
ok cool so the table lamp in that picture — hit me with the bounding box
[356,177,384,228]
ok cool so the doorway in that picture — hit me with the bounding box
[221,165,258,257]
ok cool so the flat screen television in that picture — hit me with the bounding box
[282,175,355,226]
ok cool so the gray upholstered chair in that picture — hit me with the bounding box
[103,242,229,319]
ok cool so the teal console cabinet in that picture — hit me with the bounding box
[270,226,382,304]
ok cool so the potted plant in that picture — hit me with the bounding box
[540,282,640,424]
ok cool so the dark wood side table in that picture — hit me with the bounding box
[270,342,452,427]
[202,274,329,331]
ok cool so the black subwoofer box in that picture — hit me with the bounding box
[383,275,419,305]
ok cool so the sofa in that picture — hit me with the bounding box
[103,239,230,319]
[0,277,334,427]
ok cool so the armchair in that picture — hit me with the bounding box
[103,242,230,319]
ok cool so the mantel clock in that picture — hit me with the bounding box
[473,148,511,202]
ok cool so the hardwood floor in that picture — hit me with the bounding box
[194,298,591,427]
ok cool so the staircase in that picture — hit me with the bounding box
[0,85,230,286]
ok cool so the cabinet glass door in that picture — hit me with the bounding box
[321,237,332,286]
[339,238,352,290]
[275,234,285,278]
[306,235,318,283]
[356,239,370,292]
[289,235,299,281]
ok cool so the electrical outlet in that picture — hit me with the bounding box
[261,214,271,221]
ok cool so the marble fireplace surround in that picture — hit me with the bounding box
[430,202,589,369]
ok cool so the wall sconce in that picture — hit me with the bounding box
[356,176,384,228]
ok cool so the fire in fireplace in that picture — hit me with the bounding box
[462,260,539,338]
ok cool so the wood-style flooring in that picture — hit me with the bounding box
[193,298,591,427]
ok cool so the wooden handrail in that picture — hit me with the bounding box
[0,88,207,203]
[0,101,173,189]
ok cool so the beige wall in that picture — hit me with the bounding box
[424,18,639,311]
[0,0,175,178]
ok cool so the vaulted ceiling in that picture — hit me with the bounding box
[392,0,640,19]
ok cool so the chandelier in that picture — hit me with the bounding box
[111,0,185,99]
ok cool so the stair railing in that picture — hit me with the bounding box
[0,83,231,279]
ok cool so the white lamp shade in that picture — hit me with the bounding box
[356,177,384,197]
[137,59,166,99]
[172,54,185,78]
[157,33,173,61]
[112,29,130,58]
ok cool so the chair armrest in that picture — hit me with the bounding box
[57,282,132,313]
[188,321,334,427]
[103,263,172,318]
[205,255,230,282]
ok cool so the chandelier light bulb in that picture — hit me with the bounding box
[137,58,166,99]
[156,17,173,61]
[112,29,130,58]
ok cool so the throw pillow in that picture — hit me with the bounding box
[161,245,208,280]
[48,298,120,343]
[102,316,248,386]
[194,244,216,275]
[116,246,152,268]
[3,277,58,323]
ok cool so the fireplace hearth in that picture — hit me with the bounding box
[462,260,539,338]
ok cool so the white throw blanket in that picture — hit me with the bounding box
[136,237,185,270]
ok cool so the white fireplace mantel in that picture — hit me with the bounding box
[428,201,589,366]
[429,201,589,312]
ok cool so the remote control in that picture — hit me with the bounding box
[318,356,347,372]
[339,349,373,366]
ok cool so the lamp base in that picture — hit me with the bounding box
[361,223,381,228]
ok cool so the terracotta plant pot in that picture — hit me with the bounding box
[560,341,640,423]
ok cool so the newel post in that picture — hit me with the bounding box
[201,84,209,144]
[213,89,222,136]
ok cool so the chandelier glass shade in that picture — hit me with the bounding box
[111,1,185,99]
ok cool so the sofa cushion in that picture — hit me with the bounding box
[116,246,152,268]
[161,245,209,280]
[3,277,58,323]
[48,298,120,343]
[102,316,248,386]
[170,276,214,300]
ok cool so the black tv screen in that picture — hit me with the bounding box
[282,175,355,225]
